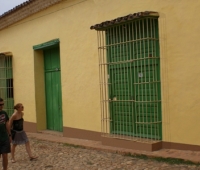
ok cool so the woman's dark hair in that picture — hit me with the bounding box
[14,103,22,110]
[0,98,3,102]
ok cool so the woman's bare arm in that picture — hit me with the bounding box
[9,113,17,129]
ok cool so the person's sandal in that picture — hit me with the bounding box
[11,159,16,163]
[30,156,38,161]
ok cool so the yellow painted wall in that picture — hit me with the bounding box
[0,0,200,145]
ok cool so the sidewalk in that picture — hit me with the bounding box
[27,131,200,164]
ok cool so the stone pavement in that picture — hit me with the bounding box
[1,131,200,170]
[27,131,200,163]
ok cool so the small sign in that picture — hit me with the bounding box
[138,73,143,78]
[113,97,117,101]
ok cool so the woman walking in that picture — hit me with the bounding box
[9,103,37,163]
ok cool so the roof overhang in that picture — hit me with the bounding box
[90,11,159,31]
[0,0,63,31]
[0,52,13,56]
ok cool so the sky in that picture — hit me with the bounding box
[0,0,28,15]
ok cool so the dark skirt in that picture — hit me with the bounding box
[12,130,29,145]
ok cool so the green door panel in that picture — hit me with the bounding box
[44,46,63,132]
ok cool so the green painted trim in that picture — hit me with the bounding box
[33,39,60,50]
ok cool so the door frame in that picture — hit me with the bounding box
[33,39,63,132]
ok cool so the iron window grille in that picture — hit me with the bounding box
[0,53,14,117]
[95,15,162,143]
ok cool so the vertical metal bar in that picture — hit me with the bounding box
[153,18,159,140]
[115,36,119,135]
[132,21,136,139]
[98,31,103,134]
[123,24,126,138]
[157,18,161,140]
[116,25,119,138]
[101,30,105,135]
[109,28,112,137]
[116,26,119,138]
[100,31,105,135]
[122,24,125,138]
[150,18,156,140]
[135,20,139,139]
[142,18,148,140]
[128,22,132,139]
[152,18,157,139]
[113,26,116,137]
[111,27,113,137]
[125,23,129,138]
[109,27,113,136]
[122,25,125,138]
[106,30,110,136]
[147,18,153,140]
[139,19,143,140]
[119,25,122,137]
[107,29,110,136]
[104,30,108,135]
[102,30,108,135]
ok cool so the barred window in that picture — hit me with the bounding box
[91,12,162,142]
[0,53,14,117]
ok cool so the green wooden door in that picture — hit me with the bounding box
[108,40,135,136]
[107,18,161,140]
[44,46,63,132]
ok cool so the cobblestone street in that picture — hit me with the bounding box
[1,137,199,170]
